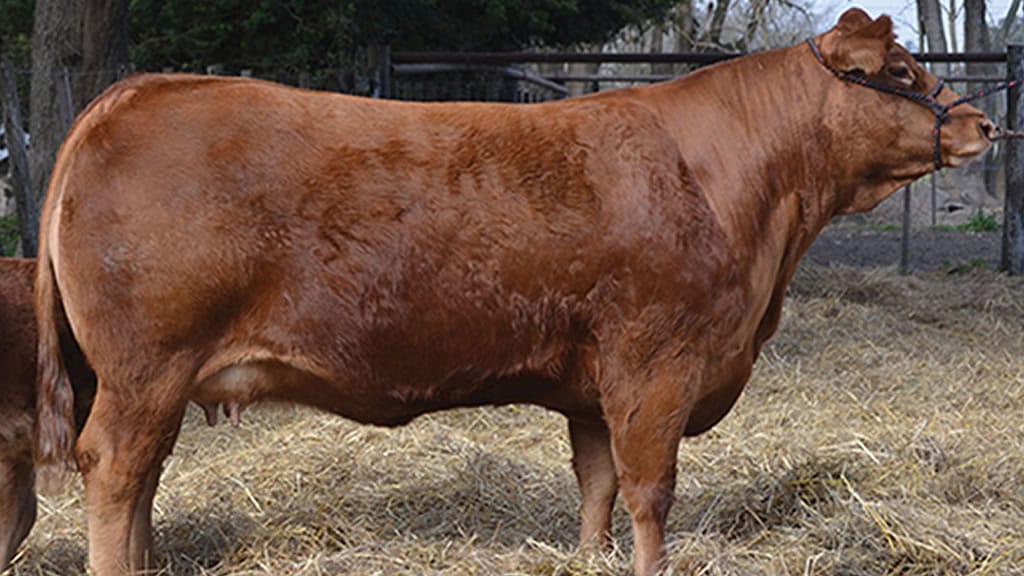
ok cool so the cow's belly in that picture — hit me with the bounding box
[192,341,600,427]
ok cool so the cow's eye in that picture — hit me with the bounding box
[888,65,913,82]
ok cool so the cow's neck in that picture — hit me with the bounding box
[644,43,909,346]
[651,46,845,264]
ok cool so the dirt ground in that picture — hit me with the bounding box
[806,224,1003,271]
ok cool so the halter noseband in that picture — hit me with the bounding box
[807,38,1022,169]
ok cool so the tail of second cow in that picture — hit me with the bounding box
[33,230,80,491]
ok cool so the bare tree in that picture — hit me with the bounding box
[25,0,127,251]
[695,0,814,52]
[1,61,36,256]
[964,0,988,59]
[28,0,80,217]
[965,0,998,198]
[699,0,732,48]
[947,0,959,52]
[918,0,949,76]
[738,0,769,52]
[671,1,696,75]
[646,1,697,77]
[79,0,130,108]
[996,0,1023,45]
[671,0,696,53]
[649,20,671,77]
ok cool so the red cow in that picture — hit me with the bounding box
[34,9,997,575]
[0,257,93,572]
[0,258,38,570]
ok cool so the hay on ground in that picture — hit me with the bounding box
[11,262,1024,575]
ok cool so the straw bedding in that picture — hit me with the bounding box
[9,261,1024,575]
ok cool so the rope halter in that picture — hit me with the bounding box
[807,38,1023,169]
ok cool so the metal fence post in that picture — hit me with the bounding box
[930,174,936,226]
[373,44,392,99]
[900,184,911,274]
[1002,45,1024,274]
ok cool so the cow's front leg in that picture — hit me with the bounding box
[601,361,695,576]
[0,451,36,572]
[76,383,186,575]
[568,416,618,550]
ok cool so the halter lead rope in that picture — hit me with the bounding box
[807,38,1023,169]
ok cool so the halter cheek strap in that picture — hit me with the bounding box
[807,38,1022,169]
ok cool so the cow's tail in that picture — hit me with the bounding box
[33,192,81,494]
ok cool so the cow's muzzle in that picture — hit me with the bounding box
[984,124,1024,141]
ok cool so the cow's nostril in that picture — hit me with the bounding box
[980,119,999,140]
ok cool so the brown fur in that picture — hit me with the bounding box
[34,11,995,576]
[0,258,94,571]
[0,258,38,571]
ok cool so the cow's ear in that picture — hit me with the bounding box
[818,10,895,76]
[836,8,873,32]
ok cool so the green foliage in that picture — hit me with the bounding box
[126,0,675,73]
[1,0,676,80]
[367,0,675,51]
[955,209,1000,233]
[129,0,355,73]
[0,0,33,66]
[0,214,18,257]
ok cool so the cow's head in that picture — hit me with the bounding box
[814,8,996,213]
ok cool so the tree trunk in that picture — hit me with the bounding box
[739,0,768,53]
[965,0,998,199]
[78,0,129,108]
[1,60,36,256]
[649,21,671,77]
[28,0,80,216]
[947,0,958,53]
[671,0,695,76]
[996,0,1023,46]
[671,1,695,52]
[700,0,731,49]
[964,0,990,80]
[917,0,949,77]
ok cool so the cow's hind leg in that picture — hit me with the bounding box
[76,375,187,576]
[568,416,618,550]
[601,367,694,576]
[128,410,184,571]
